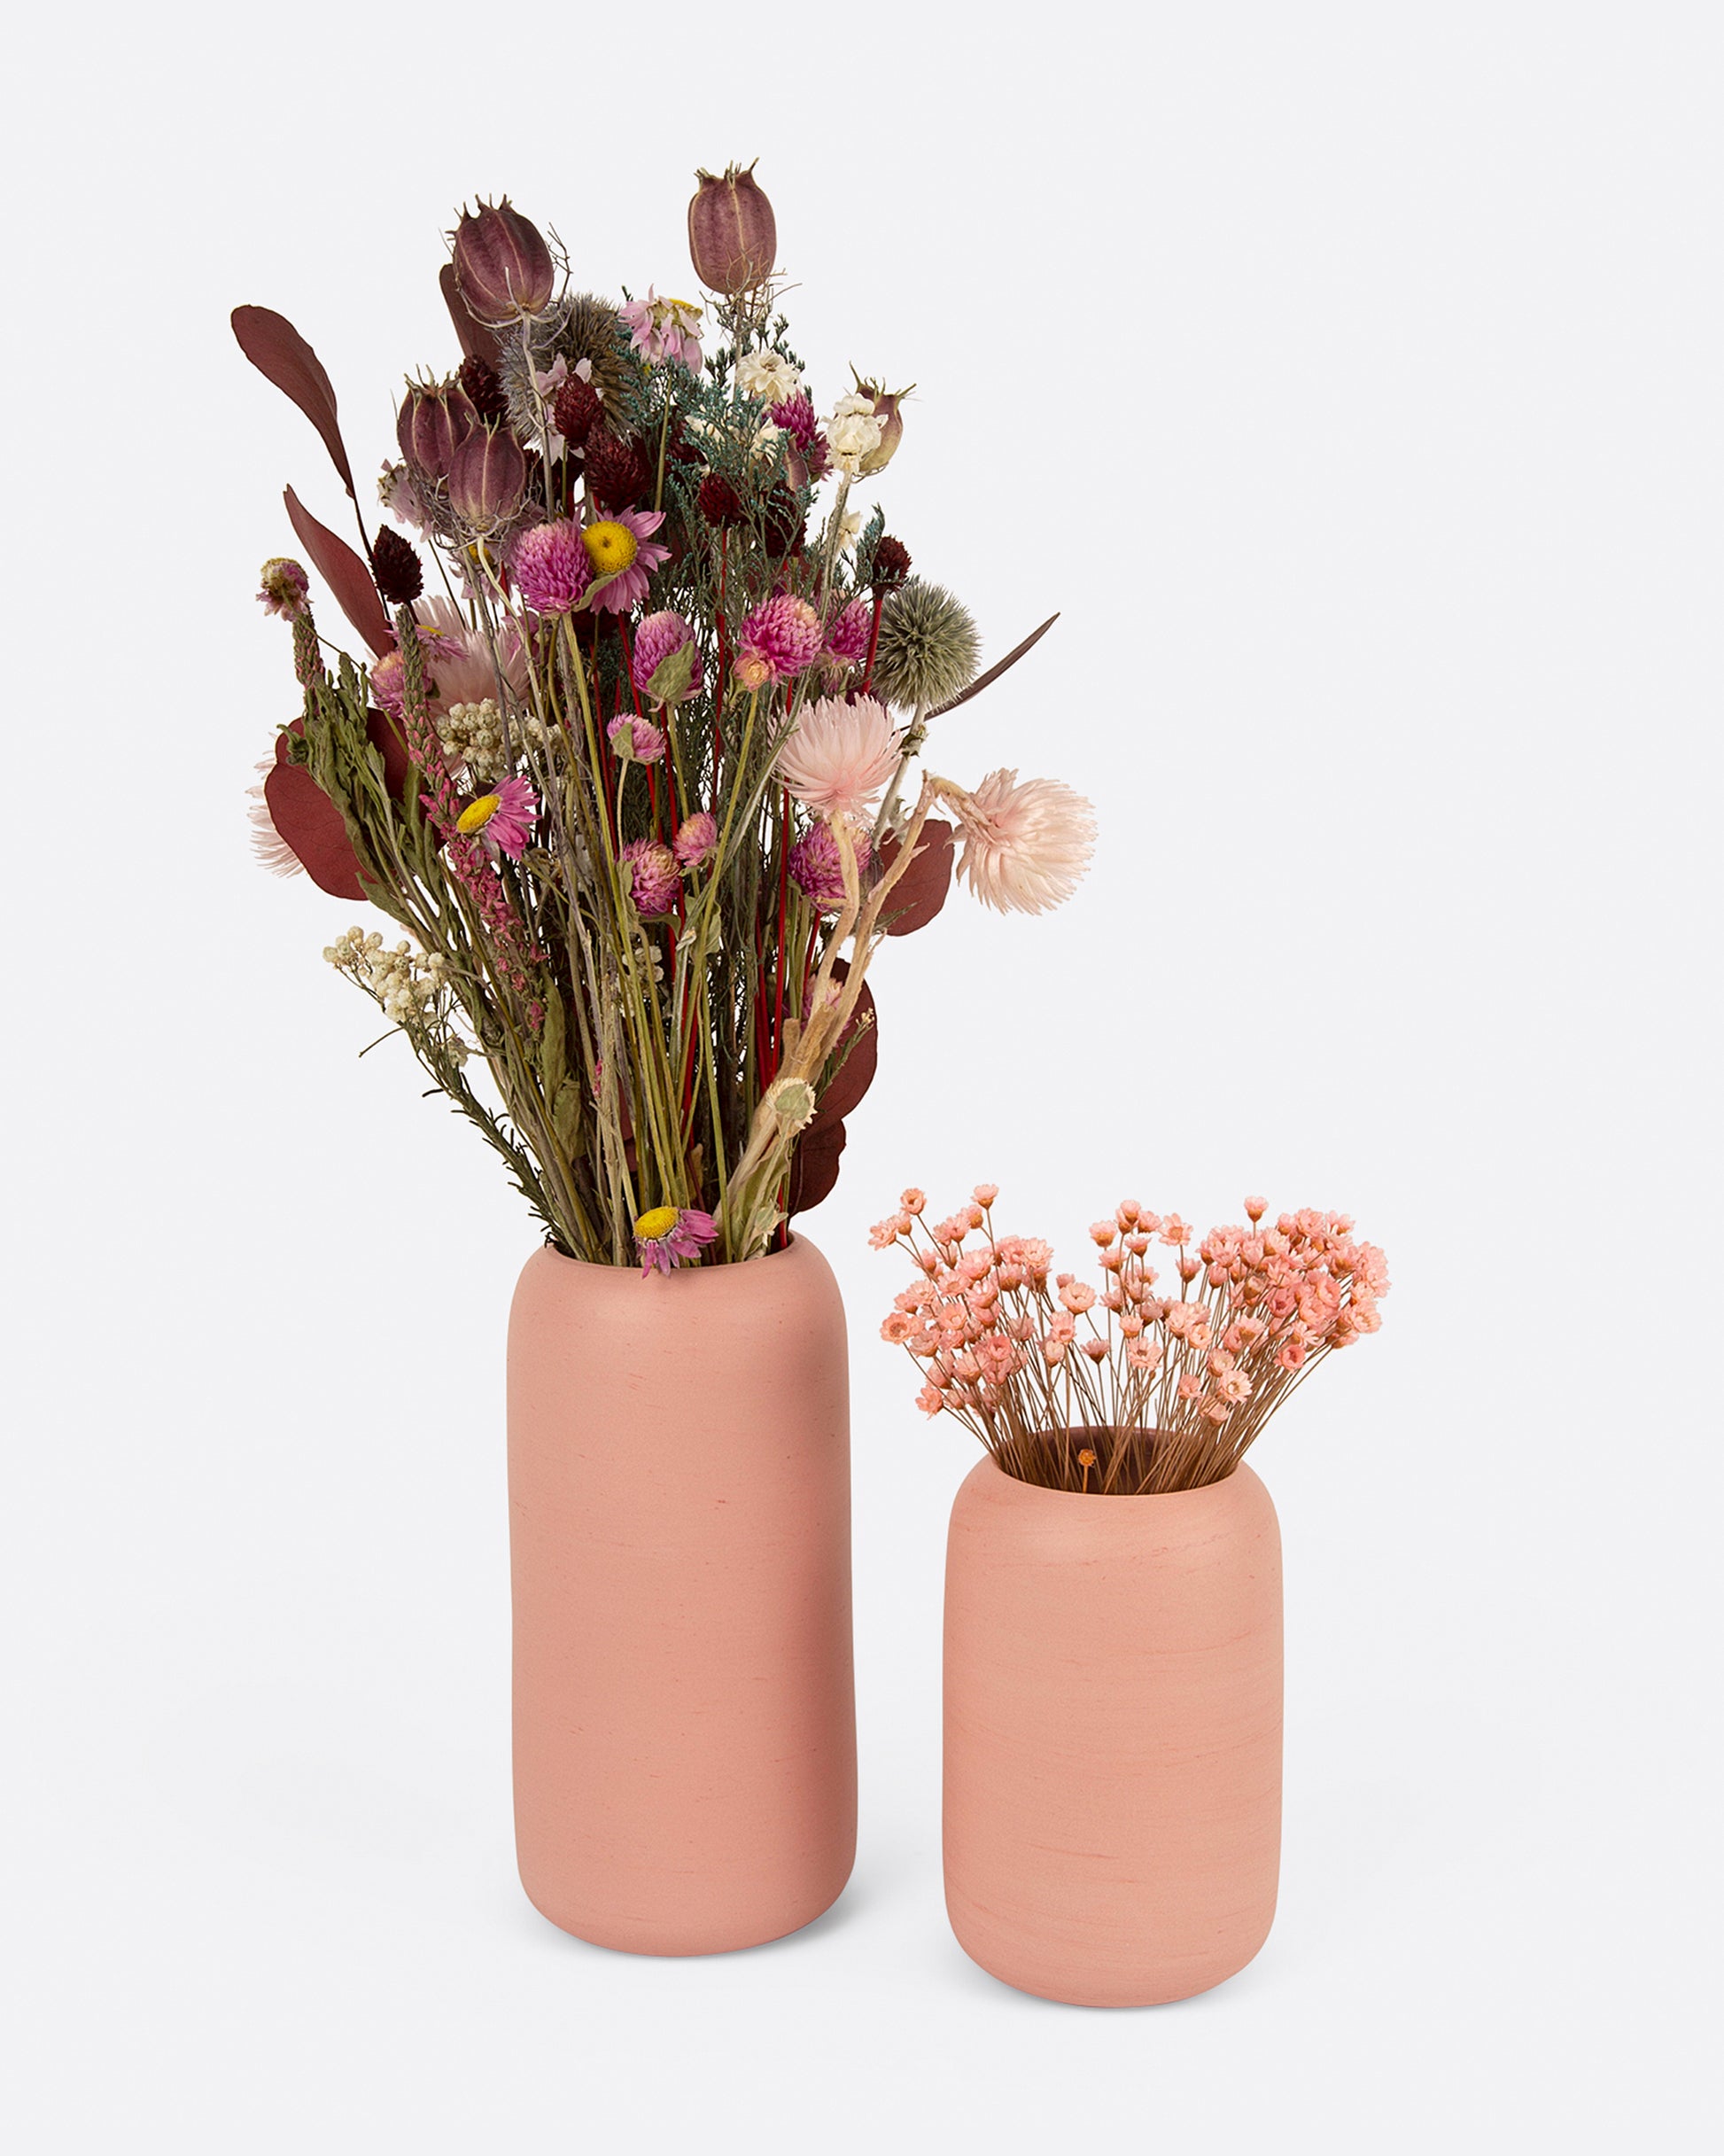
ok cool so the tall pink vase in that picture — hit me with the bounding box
[944,1456,1282,2006]
[506,1233,856,1955]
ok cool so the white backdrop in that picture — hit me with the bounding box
[4,3,1718,2149]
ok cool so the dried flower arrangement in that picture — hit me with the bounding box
[873,1191,1390,1492]
[237,168,1094,1271]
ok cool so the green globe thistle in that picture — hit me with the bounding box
[870,579,981,712]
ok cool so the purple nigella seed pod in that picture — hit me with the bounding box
[687,162,777,296]
[447,424,527,535]
[452,198,555,325]
[396,377,478,481]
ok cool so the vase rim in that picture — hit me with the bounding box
[973,1449,1254,1507]
[528,1229,815,1281]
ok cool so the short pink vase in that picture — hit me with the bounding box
[506,1233,857,1955]
[944,1456,1282,2007]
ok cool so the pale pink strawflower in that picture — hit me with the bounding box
[513,518,594,614]
[412,596,530,708]
[608,712,668,764]
[633,1203,717,1277]
[631,611,704,706]
[900,1187,926,1214]
[973,1183,999,1207]
[620,837,680,915]
[672,811,718,867]
[454,774,538,860]
[734,593,824,690]
[776,696,901,819]
[788,818,873,910]
[952,768,1097,915]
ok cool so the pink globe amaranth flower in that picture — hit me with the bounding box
[258,557,309,619]
[514,518,593,615]
[632,610,703,705]
[776,695,901,819]
[952,768,1097,915]
[734,593,824,688]
[455,774,538,860]
[822,596,872,673]
[673,811,718,866]
[608,712,668,764]
[620,837,681,915]
[633,1203,718,1278]
[584,505,671,615]
[788,818,874,910]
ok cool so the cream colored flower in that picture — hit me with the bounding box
[735,349,801,404]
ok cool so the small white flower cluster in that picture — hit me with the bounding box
[827,393,884,478]
[436,698,544,785]
[734,348,801,406]
[323,929,447,1026]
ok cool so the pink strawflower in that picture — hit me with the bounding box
[454,774,538,860]
[413,596,531,708]
[952,768,1097,915]
[822,596,873,673]
[608,712,668,764]
[973,1183,999,1207]
[733,594,824,691]
[673,811,718,867]
[514,518,594,615]
[369,632,464,716]
[618,289,703,373]
[632,611,704,706]
[582,506,671,616]
[788,818,874,910]
[633,1203,718,1277]
[776,695,901,818]
[257,557,310,619]
[620,837,681,915]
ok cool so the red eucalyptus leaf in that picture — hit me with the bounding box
[812,977,878,1123]
[877,816,954,937]
[928,612,1060,720]
[439,263,502,367]
[283,486,393,658]
[263,759,365,900]
[788,1116,846,1218]
[231,306,356,498]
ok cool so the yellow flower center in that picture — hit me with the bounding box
[634,1205,680,1241]
[584,521,639,577]
[455,793,500,835]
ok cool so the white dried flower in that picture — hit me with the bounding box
[735,348,801,404]
[827,393,884,478]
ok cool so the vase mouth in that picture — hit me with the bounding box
[980,1440,1246,1503]
[532,1230,812,1280]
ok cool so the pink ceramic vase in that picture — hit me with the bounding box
[944,1455,1282,2007]
[507,1233,856,1955]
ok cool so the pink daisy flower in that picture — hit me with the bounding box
[631,610,704,706]
[788,818,874,910]
[733,593,824,691]
[673,811,718,867]
[583,507,670,615]
[776,696,901,819]
[618,290,703,373]
[454,774,538,860]
[513,518,593,615]
[633,1203,718,1277]
[952,768,1097,915]
[619,837,681,915]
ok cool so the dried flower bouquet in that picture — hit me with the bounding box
[237,169,1094,1270]
[874,1191,1390,1492]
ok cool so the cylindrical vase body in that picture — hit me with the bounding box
[944,1456,1282,2006]
[507,1233,856,1954]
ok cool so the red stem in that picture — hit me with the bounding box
[860,591,884,693]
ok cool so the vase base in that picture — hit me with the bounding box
[519,1854,855,1958]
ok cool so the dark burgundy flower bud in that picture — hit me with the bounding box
[870,535,912,592]
[552,375,602,448]
[583,429,648,510]
[697,472,742,525]
[451,198,555,325]
[371,528,423,605]
[447,424,527,534]
[687,162,777,295]
[395,377,477,480]
[457,354,509,424]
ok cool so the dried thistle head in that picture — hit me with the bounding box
[500,292,633,442]
[870,579,980,712]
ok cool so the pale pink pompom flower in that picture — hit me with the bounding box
[733,594,824,690]
[776,696,901,819]
[620,837,680,915]
[952,768,1097,915]
[673,811,718,867]
[608,712,668,764]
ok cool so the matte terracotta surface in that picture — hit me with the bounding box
[944,1458,1282,2007]
[507,1234,856,1955]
